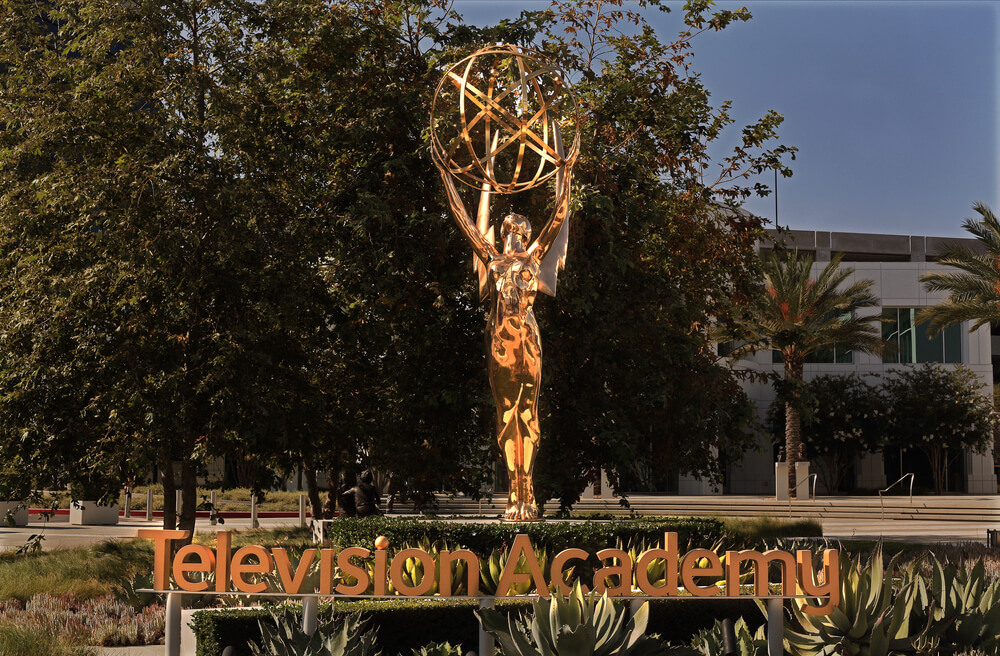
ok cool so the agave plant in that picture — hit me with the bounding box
[693,618,767,656]
[381,537,468,596]
[480,544,555,596]
[477,582,667,656]
[250,608,379,656]
[910,557,1000,654]
[780,546,921,656]
[114,572,158,610]
[410,642,464,656]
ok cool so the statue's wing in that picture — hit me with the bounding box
[536,215,567,297]
[536,121,571,297]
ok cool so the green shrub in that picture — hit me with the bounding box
[323,517,730,557]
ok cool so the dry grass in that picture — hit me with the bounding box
[0,622,100,656]
[0,540,153,603]
[719,514,823,541]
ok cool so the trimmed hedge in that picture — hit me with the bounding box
[190,597,766,656]
[323,516,730,555]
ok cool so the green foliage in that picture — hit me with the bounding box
[0,0,793,511]
[919,203,1000,333]
[726,249,885,497]
[693,617,767,656]
[883,365,996,494]
[250,609,379,656]
[910,558,1000,654]
[0,540,154,603]
[783,546,919,656]
[192,600,492,656]
[767,374,887,493]
[0,621,100,656]
[113,571,158,610]
[409,642,464,656]
[323,516,728,557]
[477,583,667,656]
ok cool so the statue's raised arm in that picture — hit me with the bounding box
[432,147,498,265]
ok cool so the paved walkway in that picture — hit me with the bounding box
[1,496,998,549]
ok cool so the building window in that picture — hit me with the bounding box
[772,347,853,364]
[881,308,962,364]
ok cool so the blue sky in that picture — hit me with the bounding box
[455,1,998,238]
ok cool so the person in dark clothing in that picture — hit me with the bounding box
[354,470,381,517]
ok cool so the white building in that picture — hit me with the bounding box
[723,230,998,496]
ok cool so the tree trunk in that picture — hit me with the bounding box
[784,355,805,499]
[161,458,177,530]
[178,457,198,541]
[924,446,947,495]
[323,456,341,518]
[302,457,324,520]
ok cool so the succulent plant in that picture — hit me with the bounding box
[381,537,468,596]
[477,581,667,656]
[250,608,380,656]
[114,572,158,610]
[409,642,464,656]
[479,543,548,595]
[780,546,921,656]
[693,618,767,656]
[909,557,1000,654]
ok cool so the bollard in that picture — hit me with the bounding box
[146,488,153,522]
[299,494,307,528]
[988,529,999,549]
[165,591,182,656]
[124,487,131,519]
[251,494,259,529]
[210,490,217,526]
[302,595,318,636]
[766,598,783,656]
[478,597,495,656]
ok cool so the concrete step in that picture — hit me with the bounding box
[422,494,1000,523]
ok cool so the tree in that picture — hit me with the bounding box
[0,0,340,530]
[728,250,884,498]
[882,365,995,495]
[919,203,1000,333]
[768,374,886,493]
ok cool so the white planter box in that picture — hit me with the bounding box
[69,500,120,525]
[0,501,28,527]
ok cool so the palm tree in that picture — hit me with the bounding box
[731,249,885,498]
[919,203,1000,333]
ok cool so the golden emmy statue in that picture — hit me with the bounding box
[430,45,579,521]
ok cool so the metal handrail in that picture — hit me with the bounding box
[879,473,915,520]
[808,474,819,500]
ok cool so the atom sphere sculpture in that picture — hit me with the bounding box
[430,44,580,521]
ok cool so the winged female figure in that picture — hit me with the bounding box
[433,123,576,521]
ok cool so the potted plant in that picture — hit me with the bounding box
[69,478,121,526]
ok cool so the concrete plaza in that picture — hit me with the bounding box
[1,495,998,550]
